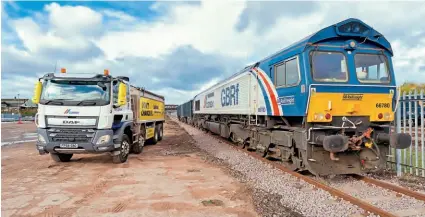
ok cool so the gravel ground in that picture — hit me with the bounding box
[175,119,372,217]
[315,175,425,217]
[364,169,425,194]
[165,120,302,217]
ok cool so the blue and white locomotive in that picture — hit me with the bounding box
[177,18,412,176]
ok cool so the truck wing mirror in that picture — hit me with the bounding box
[32,81,42,104]
[117,83,127,106]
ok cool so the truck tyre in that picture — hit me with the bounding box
[50,153,73,162]
[113,134,130,164]
[132,136,145,154]
[150,126,159,145]
[158,124,163,141]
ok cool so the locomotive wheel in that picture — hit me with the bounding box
[229,133,237,144]
[242,138,250,149]
[255,147,267,158]
[281,159,299,171]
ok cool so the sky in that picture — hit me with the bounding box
[1,0,425,104]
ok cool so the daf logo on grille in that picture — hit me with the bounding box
[63,120,80,124]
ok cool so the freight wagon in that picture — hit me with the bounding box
[176,100,193,124]
[179,18,412,176]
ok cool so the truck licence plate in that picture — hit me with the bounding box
[59,144,78,148]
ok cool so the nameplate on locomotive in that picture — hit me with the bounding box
[342,93,363,101]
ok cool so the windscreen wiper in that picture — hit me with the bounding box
[76,100,98,106]
[44,99,70,105]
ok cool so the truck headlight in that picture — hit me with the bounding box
[38,134,46,144]
[96,135,111,145]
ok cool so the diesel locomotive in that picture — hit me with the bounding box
[177,18,412,176]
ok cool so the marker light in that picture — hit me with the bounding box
[61,68,66,73]
[378,113,383,119]
[325,113,332,120]
[104,69,109,76]
[350,41,356,48]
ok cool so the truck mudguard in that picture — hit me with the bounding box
[113,121,133,143]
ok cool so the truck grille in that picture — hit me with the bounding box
[47,128,95,143]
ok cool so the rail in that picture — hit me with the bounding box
[174,118,421,217]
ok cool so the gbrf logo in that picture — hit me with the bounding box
[221,83,239,107]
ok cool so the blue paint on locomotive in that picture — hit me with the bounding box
[251,18,396,117]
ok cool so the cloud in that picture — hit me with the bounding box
[1,1,425,103]
[45,3,103,37]
[1,45,56,79]
[50,44,244,92]
[235,1,319,32]
[101,9,137,22]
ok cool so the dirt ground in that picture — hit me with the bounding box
[1,122,37,145]
[1,120,259,217]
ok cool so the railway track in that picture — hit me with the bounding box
[175,118,425,217]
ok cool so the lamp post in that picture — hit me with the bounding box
[17,93,22,124]
[17,93,20,115]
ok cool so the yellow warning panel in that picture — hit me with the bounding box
[139,97,165,121]
[146,126,155,139]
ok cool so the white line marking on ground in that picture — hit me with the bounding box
[1,140,37,146]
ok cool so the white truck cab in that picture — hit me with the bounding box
[33,69,165,163]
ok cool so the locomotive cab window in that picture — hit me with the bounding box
[355,54,390,83]
[274,57,300,87]
[311,51,348,82]
[195,100,200,111]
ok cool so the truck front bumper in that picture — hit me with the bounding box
[36,128,116,155]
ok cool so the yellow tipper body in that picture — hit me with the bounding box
[130,86,165,123]
[307,92,394,123]
[140,97,165,121]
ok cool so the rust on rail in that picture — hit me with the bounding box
[352,174,425,202]
[241,150,397,217]
[180,121,398,217]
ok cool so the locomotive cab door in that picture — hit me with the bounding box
[270,55,305,117]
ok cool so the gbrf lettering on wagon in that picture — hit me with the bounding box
[179,18,412,176]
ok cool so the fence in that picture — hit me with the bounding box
[1,113,35,122]
[388,89,425,177]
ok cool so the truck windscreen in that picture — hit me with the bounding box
[40,80,111,106]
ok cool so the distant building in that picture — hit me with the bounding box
[1,98,37,114]
[165,104,178,111]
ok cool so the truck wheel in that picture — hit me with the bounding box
[50,153,73,162]
[158,124,163,141]
[151,126,159,145]
[132,136,145,154]
[113,134,130,163]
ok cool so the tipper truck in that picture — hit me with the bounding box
[32,68,165,163]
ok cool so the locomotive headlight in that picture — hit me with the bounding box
[384,112,391,120]
[314,113,324,120]
[350,41,356,48]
